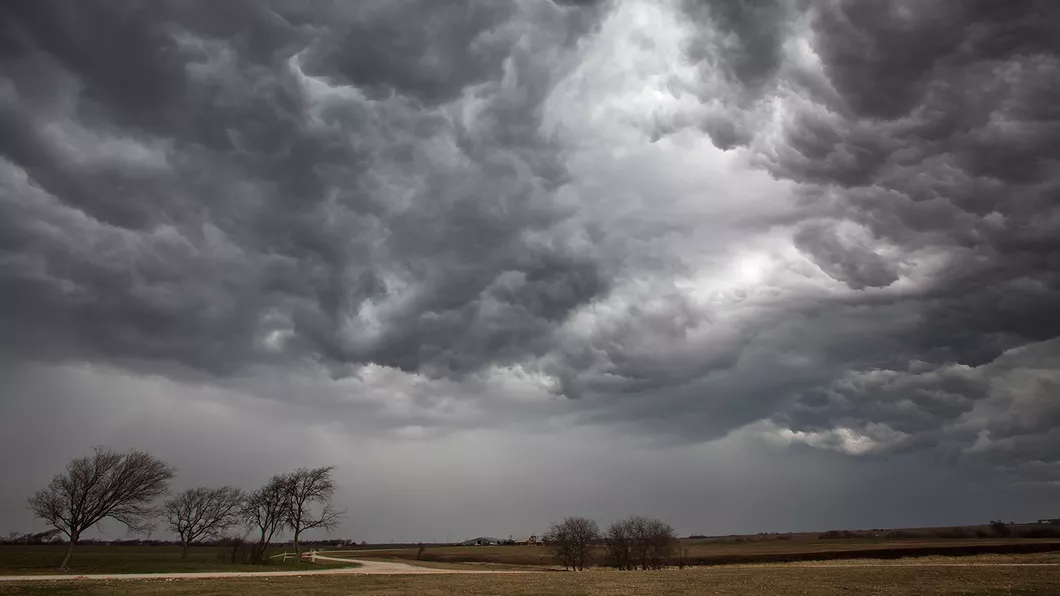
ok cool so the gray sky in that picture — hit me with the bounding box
[1,0,1058,543]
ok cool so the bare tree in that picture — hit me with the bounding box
[164,487,245,559]
[605,516,678,570]
[545,517,599,571]
[283,467,345,558]
[604,518,636,570]
[626,515,651,570]
[642,517,678,570]
[243,475,290,564]
[27,447,175,569]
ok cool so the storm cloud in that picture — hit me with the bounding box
[1,0,1058,540]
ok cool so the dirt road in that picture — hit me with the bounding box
[0,554,538,582]
[312,554,536,574]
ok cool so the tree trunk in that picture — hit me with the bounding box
[293,527,302,559]
[255,528,270,565]
[180,541,189,560]
[59,538,75,570]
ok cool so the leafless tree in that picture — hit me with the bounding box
[626,515,651,570]
[604,518,636,570]
[605,516,678,570]
[27,447,175,569]
[243,474,290,564]
[545,517,599,571]
[641,517,678,570]
[283,467,345,558]
[164,487,245,559]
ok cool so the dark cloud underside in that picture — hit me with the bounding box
[0,0,1058,536]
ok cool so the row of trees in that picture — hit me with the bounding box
[544,515,679,571]
[27,447,343,569]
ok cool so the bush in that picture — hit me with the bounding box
[216,536,266,565]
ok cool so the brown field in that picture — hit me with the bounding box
[4,523,1059,575]
[1,557,1059,595]
[0,545,354,575]
[328,534,1060,567]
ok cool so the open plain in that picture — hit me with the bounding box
[0,554,1058,596]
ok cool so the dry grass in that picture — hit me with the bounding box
[1,559,1058,595]
[0,545,355,575]
[777,552,1060,567]
[324,536,1060,567]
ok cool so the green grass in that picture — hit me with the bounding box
[1,561,1058,595]
[0,545,357,575]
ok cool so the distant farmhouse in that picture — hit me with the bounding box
[1039,518,1060,525]
[461,537,501,546]
[515,535,539,545]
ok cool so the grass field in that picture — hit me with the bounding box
[326,536,1060,567]
[1,556,1058,595]
[6,534,1059,576]
[0,545,357,575]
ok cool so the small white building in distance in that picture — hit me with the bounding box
[461,537,501,546]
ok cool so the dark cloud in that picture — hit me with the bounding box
[1,0,1058,539]
[292,2,519,104]
[792,220,899,290]
[548,0,1060,478]
[681,0,793,89]
[734,0,1060,471]
[0,0,609,380]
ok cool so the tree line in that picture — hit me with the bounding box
[544,515,679,571]
[26,447,343,569]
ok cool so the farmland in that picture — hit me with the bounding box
[0,545,355,575]
[1,555,1058,595]
[331,526,1060,567]
[3,523,1060,575]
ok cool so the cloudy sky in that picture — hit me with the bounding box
[1,0,1058,543]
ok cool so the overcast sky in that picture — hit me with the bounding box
[1,0,1058,543]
